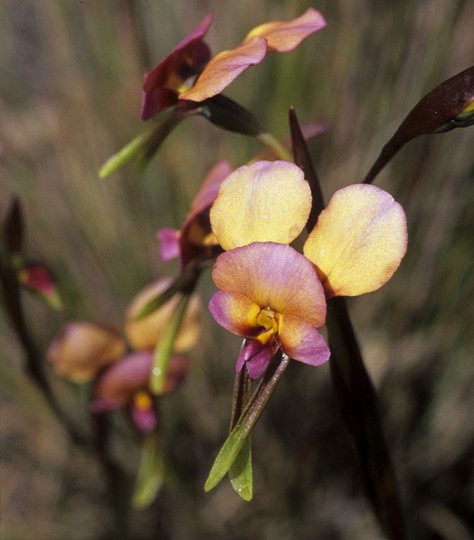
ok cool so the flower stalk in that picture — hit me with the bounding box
[204,352,290,492]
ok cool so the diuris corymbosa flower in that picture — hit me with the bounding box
[125,278,202,351]
[207,160,407,377]
[141,8,326,120]
[47,322,126,383]
[91,351,188,431]
[158,160,233,271]
[209,242,330,378]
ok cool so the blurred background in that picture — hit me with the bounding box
[1,0,473,538]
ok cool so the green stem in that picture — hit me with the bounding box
[257,132,294,162]
[150,279,197,394]
[92,412,132,538]
[230,343,253,429]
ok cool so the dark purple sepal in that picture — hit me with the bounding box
[364,65,474,184]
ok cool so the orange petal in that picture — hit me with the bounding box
[179,36,267,102]
[304,184,407,297]
[243,8,326,53]
[210,160,312,251]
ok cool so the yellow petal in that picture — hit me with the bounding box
[243,8,326,53]
[303,184,407,297]
[210,160,312,250]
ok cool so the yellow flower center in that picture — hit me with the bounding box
[134,390,153,411]
[463,98,474,113]
[256,307,279,334]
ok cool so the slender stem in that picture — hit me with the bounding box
[230,341,252,430]
[1,247,131,536]
[150,272,199,394]
[0,252,87,444]
[91,412,132,538]
[327,298,408,540]
[289,108,408,539]
[243,352,290,435]
[257,132,294,162]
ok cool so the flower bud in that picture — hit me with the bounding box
[47,322,126,383]
[125,279,201,352]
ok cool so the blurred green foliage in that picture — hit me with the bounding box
[1,1,473,538]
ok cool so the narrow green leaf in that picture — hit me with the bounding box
[204,353,290,492]
[228,437,253,501]
[132,433,165,509]
[227,361,253,500]
[204,417,249,492]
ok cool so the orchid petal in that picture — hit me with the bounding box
[188,160,233,216]
[243,8,326,53]
[210,161,312,250]
[91,351,153,412]
[304,184,408,297]
[208,290,261,338]
[91,352,187,412]
[141,14,213,119]
[278,314,330,366]
[179,36,267,102]
[157,228,181,262]
[237,340,276,379]
[179,160,233,269]
[212,243,326,327]
[132,393,157,432]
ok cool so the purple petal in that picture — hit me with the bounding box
[157,228,181,262]
[141,14,213,119]
[237,339,277,379]
[132,400,157,432]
